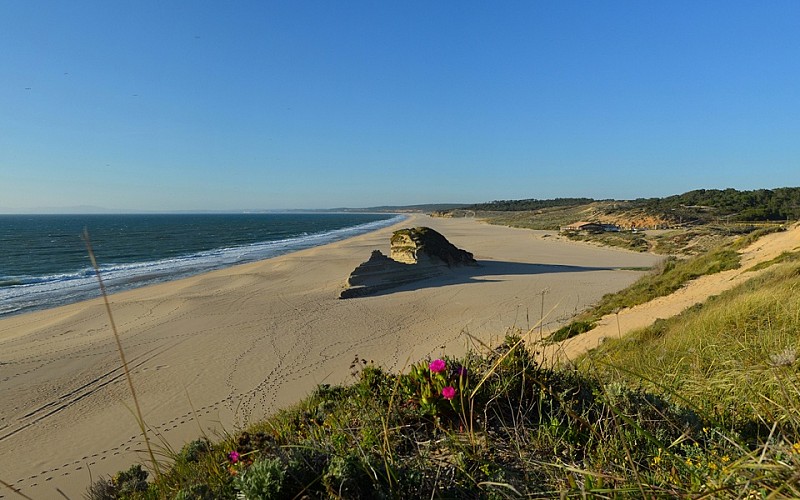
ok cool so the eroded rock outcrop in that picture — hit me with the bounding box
[340,227,477,299]
[390,227,477,266]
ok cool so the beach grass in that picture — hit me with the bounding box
[90,333,800,498]
[563,230,651,252]
[746,250,800,273]
[459,205,595,231]
[590,246,740,317]
[545,244,741,344]
[582,258,800,431]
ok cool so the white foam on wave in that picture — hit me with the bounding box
[0,214,406,317]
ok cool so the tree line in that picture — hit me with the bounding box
[460,198,596,212]
[632,188,800,221]
[454,188,800,222]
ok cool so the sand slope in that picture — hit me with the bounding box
[545,222,800,363]
[0,215,660,499]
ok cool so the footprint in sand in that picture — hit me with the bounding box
[140,364,169,372]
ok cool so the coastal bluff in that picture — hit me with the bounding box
[340,227,477,298]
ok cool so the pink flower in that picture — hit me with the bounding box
[441,386,456,400]
[229,450,240,463]
[429,359,446,373]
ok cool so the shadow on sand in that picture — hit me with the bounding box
[357,259,623,298]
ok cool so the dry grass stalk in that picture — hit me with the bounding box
[82,229,161,480]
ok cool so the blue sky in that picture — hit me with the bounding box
[1,1,799,211]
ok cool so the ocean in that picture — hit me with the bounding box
[0,213,403,318]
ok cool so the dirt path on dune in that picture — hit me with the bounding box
[542,223,800,363]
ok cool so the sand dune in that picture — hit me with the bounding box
[0,214,660,499]
[545,222,800,363]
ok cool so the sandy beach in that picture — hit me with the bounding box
[0,214,661,499]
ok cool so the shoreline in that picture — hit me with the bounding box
[0,213,407,320]
[0,214,661,499]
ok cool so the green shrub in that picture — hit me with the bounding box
[323,454,374,498]
[113,464,148,496]
[85,477,115,500]
[179,438,211,463]
[549,320,595,342]
[174,482,215,500]
[234,457,285,499]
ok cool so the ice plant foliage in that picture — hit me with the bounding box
[403,356,471,416]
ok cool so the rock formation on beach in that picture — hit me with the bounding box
[340,227,477,298]
[389,227,477,266]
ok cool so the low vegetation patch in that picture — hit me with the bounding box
[729,224,787,250]
[547,320,595,343]
[94,315,800,498]
[447,188,800,224]
[593,247,740,317]
[647,225,778,256]
[746,250,800,273]
[583,259,800,432]
[563,231,650,252]
[548,244,741,344]
[439,192,793,257]
[463,205,595,231]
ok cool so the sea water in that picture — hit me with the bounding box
[0,213,403,317]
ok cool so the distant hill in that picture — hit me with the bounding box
[330,203,469,213]
[440,188,800,225]
[631,187,800,222]
[0,205,134,214]
[457,198,597,212]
